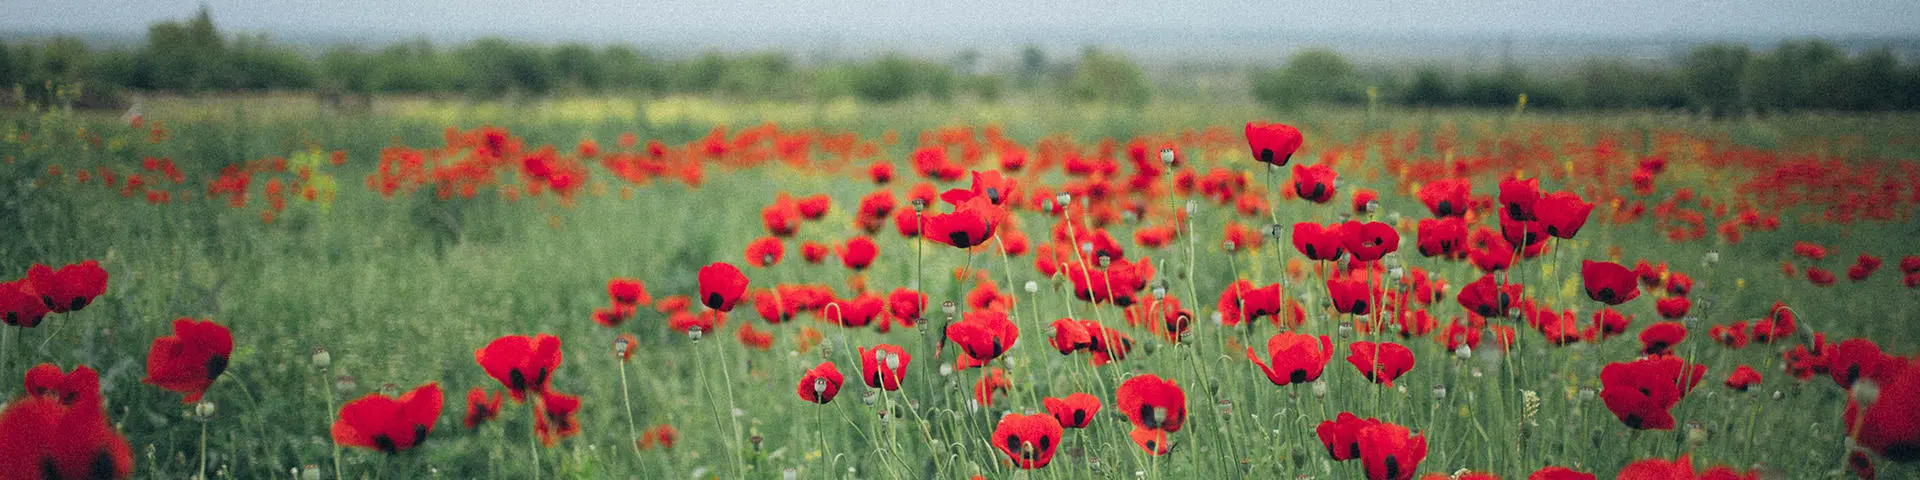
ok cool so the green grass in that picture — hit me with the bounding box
[1,95,1915,479]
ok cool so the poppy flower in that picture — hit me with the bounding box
[0,395,133,479]
[826,293,885,328]
[1829,338,1897,390]
[637,423,679,450]
[1327,274,1373,315]
[1341,221,1400,262]
[0,279,51,327]
[886,288,926,324]
[761,195,801,237]
[1129,426,1171,455]
[1528,466,1597,480]
[1581,260,1641,305]
[1498,177,1541,220]
[1292,222,1347,261]
[1245,121,1304,165]
[1639,321,1687,356]
[534,390,581,446]
[1655,296,1691,319]
[1357,421,1428,480]
[1724,365,1762,392]
[974,367,1011,407]
[839,236,879,271]
[697,262,750,312]
[26,260,108,313]
[1456,274,1520,318]
[801,241,831,263]
[1708,322,1748,349]
[797,194,831,219]
[946,310,1020,363]
[1618,456,1696,479]
[893,206,921,238]
[1591,308,1632,340]
[1352,188,1379,214]
[992,413,1065,469]
[1044,392,1102,429]
[942,170,1020,207]
[592,304,634,328]
[1291,163,1338,204]
[1534,192,1593,239]
[736,323,774,350]
[1808,267,1837,286]
[1082,321,1135,366]
[1850,451,1876,480]
[925,197,1001,249]
[1849,254,1882,281]
[1348,341,1415,387]
[1844,358,1919,462]
[797,361,845,404]
[464,387,504,429]
[1317,412,1382,461]
[1248,332,1334,386]
[474,333,563,402]
[24,363,101,407]
[1600,356,1706,430]
[858,344,911,391]
[1467,227,1515,273]
[1539,311,1586,346]
[1217,280,1283,326]
[1793,241,1827,260]
[1415,217,1467,259]
[1117,374,1187,432]
[332,382,443,454]
[142,318,232,403]
[1498,214,1546,249]
[1664,273,1693,296]
[744,236,784,267]
[1417,179,1472,218]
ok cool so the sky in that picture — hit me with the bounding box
[2,1,1915,60]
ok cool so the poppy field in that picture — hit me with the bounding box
[1,99,1918,480]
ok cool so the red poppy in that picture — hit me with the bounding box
[332,382,443,454]
[697,262,750,312]
[1539,310,1586,346]
[925,197,1002,249]
[474,333,563,402]
[1341,221,1400,262]
[1591,308,1632,340]
[1664,273,1693,296]
[1655,296,1691,319]
[974,367,1011,407]
[868,161,894,184]
[24,363,101,407]
[1217,280,1283,326]
[1249,332,1334,386]
[1528,466,1597,480]
[1292,222,1347,261]
[762,195,801,237]
[0,279,51,327]
[745,236,784,267]
[826,293,885,328]
[797,361,845,404]
[1725,365,1762,392]
[1352,188,1379,214]
[1793,241,1828,260]
[1348,341,1415,387]
[1317,412,1381,461]
[1639,321,1687,356]
[882,288,925,325]
[1292,163,1338,204]
[1327,274,1373,315]
[1849,254,1882,281]
[1415,217,1467,259]
[1498,214,1546,249]
[464,387,503,429]
[592,304,634,328]
[637,423,679,450]
[0,395,133,479]
[1457,274,1520,318]
[1709,322,1749,349]
[839,236,879,271]
[534,390,581,446]
[142,318,232,403]
[736,323,773,350]
[1829,338,1897,389]
[1417,179,1472,218]
[1129,426,1171,455]
[1498,177,1541,221]
[1357,421,1428,480]
[1618,456,1695,479]
[802,241,831,263]
[1534,192,1593,239]
[1581,260,1641,306]
[1600,356,1706,430]
[893,204,921,238]
[797,194,831,219]
[942,170,1020,207]
[946,310,1020,363]
[1850,451,1876,480]
[26,260,108,313]
[1117,374,1187,432]
[1844,358,1919,462]
[1245,121,1304,165]
[1467,227,1515,272]
[1808,267,1837,286]
[992,413,1065,469]
[858,344,911,391]
[1044,392,1102,429]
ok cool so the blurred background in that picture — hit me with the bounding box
[2,0,1918,115]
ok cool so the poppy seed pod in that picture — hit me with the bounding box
[311,348,331,369]
[194,400,217,422]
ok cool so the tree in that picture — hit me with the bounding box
[1680,43,1750,115]
[1252,48,1365,109]
[1402,65,1455,107]
[1064,47,1149,107]
[141,6,228,91]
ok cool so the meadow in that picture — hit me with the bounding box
[1,93,1917,480]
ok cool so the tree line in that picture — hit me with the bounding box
[3,8,1918,114]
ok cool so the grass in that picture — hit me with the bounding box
[2,94,1915,479]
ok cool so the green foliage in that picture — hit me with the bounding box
[851,53,952,103]
[1064,47,1149,107]
[1253,48,1367,109]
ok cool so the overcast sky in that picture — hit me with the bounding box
[3,1,1915,41]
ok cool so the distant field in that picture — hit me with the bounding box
[1,96,1917,479]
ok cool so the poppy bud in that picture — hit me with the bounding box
[1337,322,1353,338]
[1703,250,1720,266]
[334,375,356,393]
[1159,148,1176,166]
[1854,379,1881,407]
[1454,345,1473,360]
[1578,387,1596,402]
[1056,193,1071,206]
[614,337,633,358]
[311,348,331,369]
[688,326,704,342]
[1432,384,1447,400]
[1311,380,1328,398]
[1024,281,1039,293]
[194,400,217,422]
[910,199,926,213]
[1222,241,1236,253]
[1098,255,1111,268]
[941,301,957,315]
